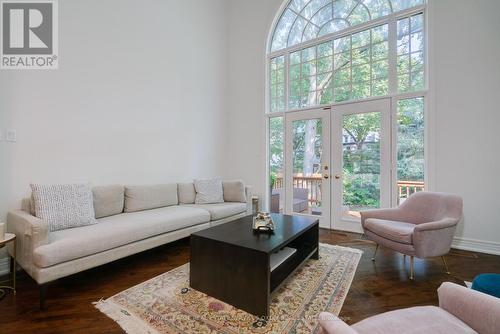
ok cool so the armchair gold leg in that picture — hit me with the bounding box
[371,244,379,261]
[441,256,450,275]
[409,256,414,280]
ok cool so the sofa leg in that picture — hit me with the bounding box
[441,256,451,275]
[409,256,414,280]
[9,257,15,272]
[40,284,48,310]
[371,244,379,261]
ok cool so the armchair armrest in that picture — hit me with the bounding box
[414,217,458,232]
[318,312,359,334]
[6,210,49,277]
[438,282,500,334]
[413,218,458,258]
[245,185,253,215]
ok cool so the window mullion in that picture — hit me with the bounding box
[388,17,398,95]
[285,52,290,110]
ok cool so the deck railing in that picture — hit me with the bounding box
[273,175,424,205]
[397,180,425,200]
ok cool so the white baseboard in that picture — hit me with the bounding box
[452,237,500,256]
[0,257,9,276]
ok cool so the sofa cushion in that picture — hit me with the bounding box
[178,183,196,204]
[222,180,246,203]
[124,184,178,213]
[194,179,224,204]
[30,183,97,232]
[186,202,246,221]
[92,185,124,218]
[293,198,308,213]
[33,206,210,268]
[353,306,476,334]
[364,218,415,245]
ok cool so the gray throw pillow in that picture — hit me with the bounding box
[194,179,224,204]
[178,183,196,204]
[30,183,97,232]
[92,185,125,218]
[222,180,246,202]
[124,184,178,213]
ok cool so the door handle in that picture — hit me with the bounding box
[334,175,341,180]
[323,174,329,179]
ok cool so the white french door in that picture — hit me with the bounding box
[280,99,390,232]
[331,99,391,232]
[284,109,331,229]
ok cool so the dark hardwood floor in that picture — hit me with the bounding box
[1,229,499,333]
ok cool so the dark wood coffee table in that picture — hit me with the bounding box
[190,213,319,317]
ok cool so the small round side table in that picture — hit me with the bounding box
[0,233,16,300]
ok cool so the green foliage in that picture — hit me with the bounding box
[269,117,284,177]
[292,119,322,173]
[343,171,380,208]
[270,171,277,189]
[397,98,424,181]
[342,112,381,208]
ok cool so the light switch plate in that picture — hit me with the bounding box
[6,129,16,142]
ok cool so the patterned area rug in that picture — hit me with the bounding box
[94,243,362,334]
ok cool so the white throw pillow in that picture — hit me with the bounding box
[194,179,224,204]
[30,183,97,232]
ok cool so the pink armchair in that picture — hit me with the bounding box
[360,192,463,279]
[319,282,500,334]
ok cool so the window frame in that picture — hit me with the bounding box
[266,4,427,115]
[265,1,431,212]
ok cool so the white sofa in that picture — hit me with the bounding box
[7,181,252,308]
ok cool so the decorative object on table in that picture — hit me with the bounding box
[95,243,362,334]
[471,273,500,298]
[0,233,16,300]
[252,212,274,232]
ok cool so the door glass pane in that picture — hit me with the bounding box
[269,117,284,213]
[397,97,425,204]
[342,112,381,220]
[292,119,323,215]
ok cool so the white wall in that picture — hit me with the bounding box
[0,0,230,219]
[225,0,283,202]
[430,0,500,252]
[0,0,230,267]
[225,0,500,253]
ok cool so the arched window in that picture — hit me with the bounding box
[268,0,426,112]
[267,0,428,220]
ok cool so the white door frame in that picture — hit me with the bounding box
[284,109,331,229]
[331,98,391,233]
